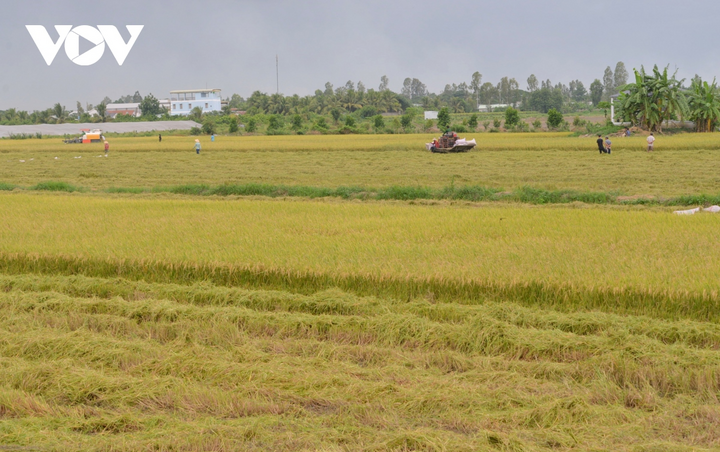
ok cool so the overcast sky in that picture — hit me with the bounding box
[1,0,718,110]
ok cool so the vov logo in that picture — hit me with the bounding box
[26,25,144,66]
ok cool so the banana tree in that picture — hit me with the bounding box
[687,79,720,132]
[616,65,688,132]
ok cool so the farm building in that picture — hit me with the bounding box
[106,99,171,118]
[170,89,223,116]
[106,103,141,118]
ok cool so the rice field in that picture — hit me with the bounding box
[2,133,720,451]
[1,134,720,196]
[2,273,719,451]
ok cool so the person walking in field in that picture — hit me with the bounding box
[195,139,201,154]
[159,134,162,142]
[104,140,109,156]
[596,134,606,154]
[647,133,655,152]
[604,136,612,154]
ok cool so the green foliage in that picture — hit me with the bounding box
[31,181,81,192]
[291,114,303,131]
[314,117,328,131]
[188,107,203,122]
[590,79,604,106]
[547,109,564,129]
[597,101,611,118]
[687,78,720,132]
[358,105,379,118]
[504,107,520,127]
[467,114,478,130]
[373,115,385,130]
[268,115,284,132]
[139,94,164,118]
[96,102,107,123]
[52,103,67,124]
[437,107,451,130]
[400,112,414,131]
[344,115,356,128]
[493,118,502,128]
[228,117,239,133]
[245,116,257,133]
[453,124,468,133]
[616,65,688,132]
[330,108,341,123]
[532,119,542,130]
[527,88,563,113]
[201,119,216,135]
[189,126,201,135]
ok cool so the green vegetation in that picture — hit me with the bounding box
[504,107,520,127]
[687,78,720,132]
[616,66,688,132]
[547,108,564,129]
[437,107,450,130]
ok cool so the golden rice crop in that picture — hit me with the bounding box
[3,131,720,154]
[1,272,719,451]
[2,193,720,319]
[2,134,720,196]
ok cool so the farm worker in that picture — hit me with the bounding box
[211,133,215,142]
[195,139,201,154]
[596,134,606,154]
[604,136,612,154]
[159,134,162,142]
[104,140,109,155]
[646,133,655,152]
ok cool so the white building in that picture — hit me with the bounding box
[170,89,222,116]
[106,103,141,118]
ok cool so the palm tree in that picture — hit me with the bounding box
[268,93,287,115]
[96,102,107,122]
[3,108,17,122]
[687,79,720,132]
[449,97,465,113]
[52,103,68,124]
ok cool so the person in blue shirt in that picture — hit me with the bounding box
[194,139,201,154]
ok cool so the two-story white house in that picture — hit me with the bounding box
[170,89,222,116]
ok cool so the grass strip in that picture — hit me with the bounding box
[30,181,83,192]
[6,180,720,206]
[1,252,719,322]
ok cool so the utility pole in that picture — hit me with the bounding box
[276,55,279,94]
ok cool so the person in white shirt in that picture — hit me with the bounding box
[646,133,655,152]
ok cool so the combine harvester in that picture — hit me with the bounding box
[426,132,476,153]
[63,129,105,144]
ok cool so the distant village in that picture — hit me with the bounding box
[83,88,226,119]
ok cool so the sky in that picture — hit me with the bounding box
[1,0,718,111]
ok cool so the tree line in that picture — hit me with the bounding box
[3,62,720,133]
[0,64,629,125]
